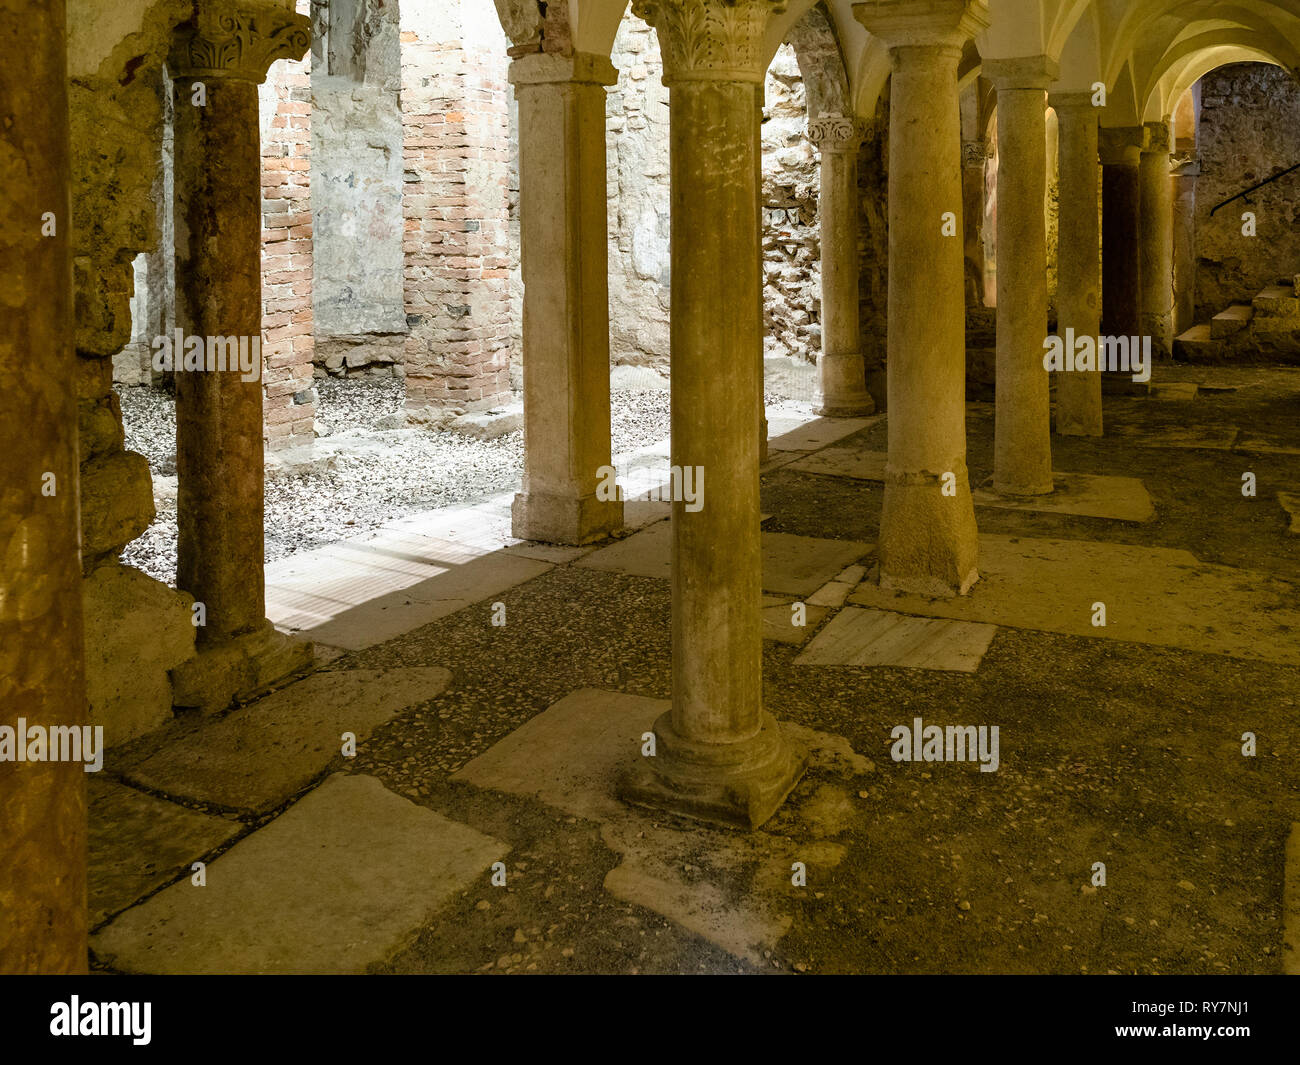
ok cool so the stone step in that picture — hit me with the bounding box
[1174,323,1223,362]
[1252,285,1300,318]
[1210,303,1253,338]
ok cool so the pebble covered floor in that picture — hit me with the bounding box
[116,377,691,587]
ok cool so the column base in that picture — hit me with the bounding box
[170,621,314,715]
[511,490,623,546]
[991,476,1054,497]
[618,710,808,830]
[815,352,876,418]
[878,475,980,598]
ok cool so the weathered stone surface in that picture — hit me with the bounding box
[79,450,155,563]
[974,472,1156,523]
[849,534,1300,666]
[0,0,90,975]
[92,774,508,973]
[578,524,870,597]
[122,667,453,813]
[88,778,241,926]
[265,528,552,650]
[82,563,195,746]
[455,689,868,961]
[795,606,997,673]
[1195,64,1300,322]
[761,595,828,644]
[1279,492,1300,536]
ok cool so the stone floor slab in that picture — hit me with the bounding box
[577,526,871,596]
[848,534,1300,666]
[1108,424,1239,450]
[762,595,828,644]
[91,774,507,974]
[794,607,997,673]
[453,688,872,964]
[973,471,1156,523]
[121,667,452,813]
[1148,382,1199,401]
[267,534,551,650]
[787,446,888,482]
[89,778,242,926]
[767,410,881,452]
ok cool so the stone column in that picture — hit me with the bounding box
[986,58,1056,496]
[1140,120,1174,359]
[168,3,313,710]
[1050,93,1102,436]
[854,0,986,597]
[510,52,623,545]
[620,0,806,830]
[809,115,875,417]
[1171,156,1199,338]
[0,0,87,973]
[1099,124,1145,393]
[961,139,989,307]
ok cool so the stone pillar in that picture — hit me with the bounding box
[1140,120,1174,359]
[961,139,989,307]
[620,0,806,830]
[809,115,875,417]
[986,57,1056,496]
[1099,125,1145,377]
[854,0,985,597]
[1172,156,1200,338]
[168,3,314,711]
[510,52,623,545]
[1050,93,1102,436]
[0,0,87,973]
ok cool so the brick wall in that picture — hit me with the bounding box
[260,0,317,450]
[400,0,513,418]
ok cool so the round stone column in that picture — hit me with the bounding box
[1099,124,1145,394]
[620,0,806,830]
[0,0,88,974]
[855,0,987,597]
[1171,156,1200,338]
[1140,120,1174,360]
[809,115,875,417]
[986,58,1056,496]
[1051,93,1102,437]
[167,4,313,708]
[510,52,623,545]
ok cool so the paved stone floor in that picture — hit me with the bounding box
[89,366,1300,974]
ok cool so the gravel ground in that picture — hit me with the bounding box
[116,377,688,586]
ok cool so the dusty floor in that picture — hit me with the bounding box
[90,364,1300,974]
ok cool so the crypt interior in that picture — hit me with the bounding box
[4,0,1300,975]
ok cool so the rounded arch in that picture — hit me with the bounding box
[783,1,851,118]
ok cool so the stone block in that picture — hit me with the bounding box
[82,563,195,746]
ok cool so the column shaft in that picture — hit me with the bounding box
[1053,97,1102,436]
[989,74,1053,495]
[0,0,88,973]
[174,81,267,644]
[1139,122,1174,359]
[1172,162,1199,338]
[1100,127,1144,395]
[510,53,622,545]
[877,41,980,595]
[811,117,874,417]
[619,0,805,830]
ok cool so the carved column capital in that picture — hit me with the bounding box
[168,1,311,84]
[1143,119,1172,155]
[632,0,788,84]
[808,113,866,153]
[961,139,988,167]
